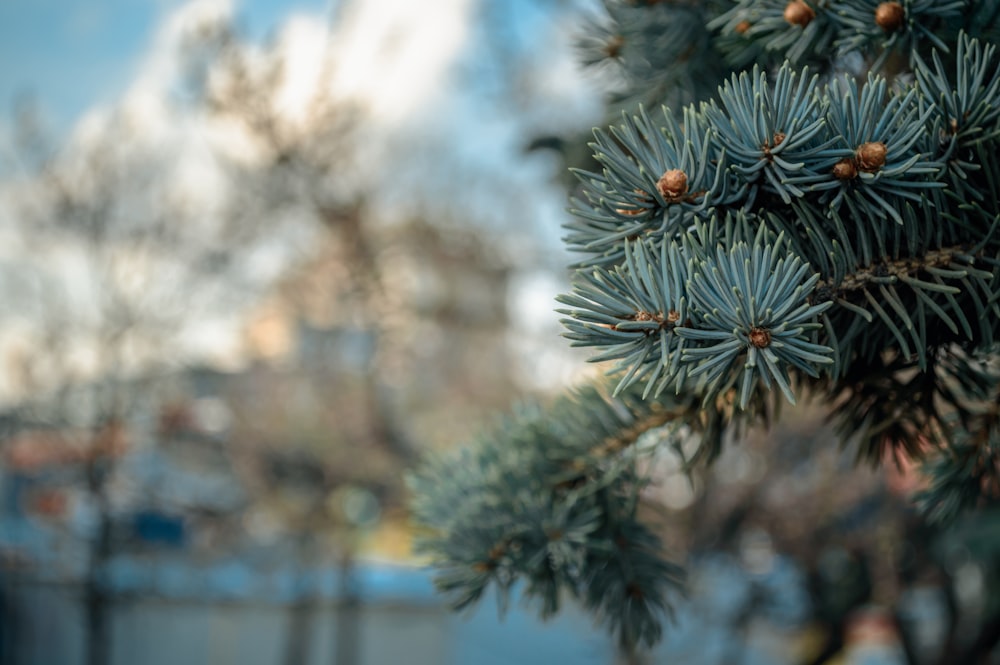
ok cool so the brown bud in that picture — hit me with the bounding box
[875,2,905,32]
[748,327,772,349]
[763,132,786,160]
[666,309,681,324]
[604,35,624,58]
[615,206,645,217]
[856,141,887,172]
[735,20,752,34]
[656,168,689,202]
[784,0,816,27]
[833,158,858,180]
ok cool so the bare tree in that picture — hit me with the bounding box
[0,77,299,664]
[183,13,539,665]
[0,2,593,662]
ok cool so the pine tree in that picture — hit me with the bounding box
[410,0,1000,655]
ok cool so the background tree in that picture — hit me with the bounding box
[0,92,289,665]
[0,11,370,665]
[177,4,607,661]
[412,1,1000,662]
[1,2,599,664]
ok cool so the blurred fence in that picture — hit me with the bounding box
[0,579,447,665]
[0,554,844,665]
[0,562,621,665]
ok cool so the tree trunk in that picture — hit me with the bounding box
[332,551,361,665]
[284,596,317,665]
[85,456,112,665]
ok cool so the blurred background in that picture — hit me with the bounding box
[0,1,997,664]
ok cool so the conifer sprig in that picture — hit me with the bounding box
[414,5,1000,650]
[709,0,839,67]
[566,106,734,266]
[579,1,725,110]
[678,233,833,409]
[833,0,965,63]
[409,384,697,648]
[795,74,943,224]
[916,426,1000,524]
[705,63,830,204]
[557,239,689,398]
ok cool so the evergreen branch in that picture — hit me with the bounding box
[705,63,830,204]
[813,245,977,298]
[560,224,834,408]
[709,0,839,67]
[915,387,1000,523]
[409,382,709,649]
[790,73,943,225]
[565,105,738,266]
[914,32,1000,147]
[813,237,998,370]
[826,346,999,462]
[557,239,688,397]
[833,0,965,66]
[414,20,1000,649]
[579,1,726,110]
[678,230,833,408]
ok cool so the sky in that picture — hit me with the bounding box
[0,0,331,135]
[0,0,604,398]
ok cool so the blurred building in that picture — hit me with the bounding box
[0,211,521,556]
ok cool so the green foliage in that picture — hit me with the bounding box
[917,430,1000,524]
[412,0,1000,650]
[409,385,693,648]
[557,239,691,398]
[579,1,726,109]
[711,0,839,67]
[833,0,964,62]
[678,231,833,409]
[705,64,830,204]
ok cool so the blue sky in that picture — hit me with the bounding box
[0,0,330,134]
[0,0,601,397]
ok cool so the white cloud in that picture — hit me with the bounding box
[269,15,330,126]
[0,0,604,400]
[64,0,234,154]
[326,0,473,124]
[132,0,235,98]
